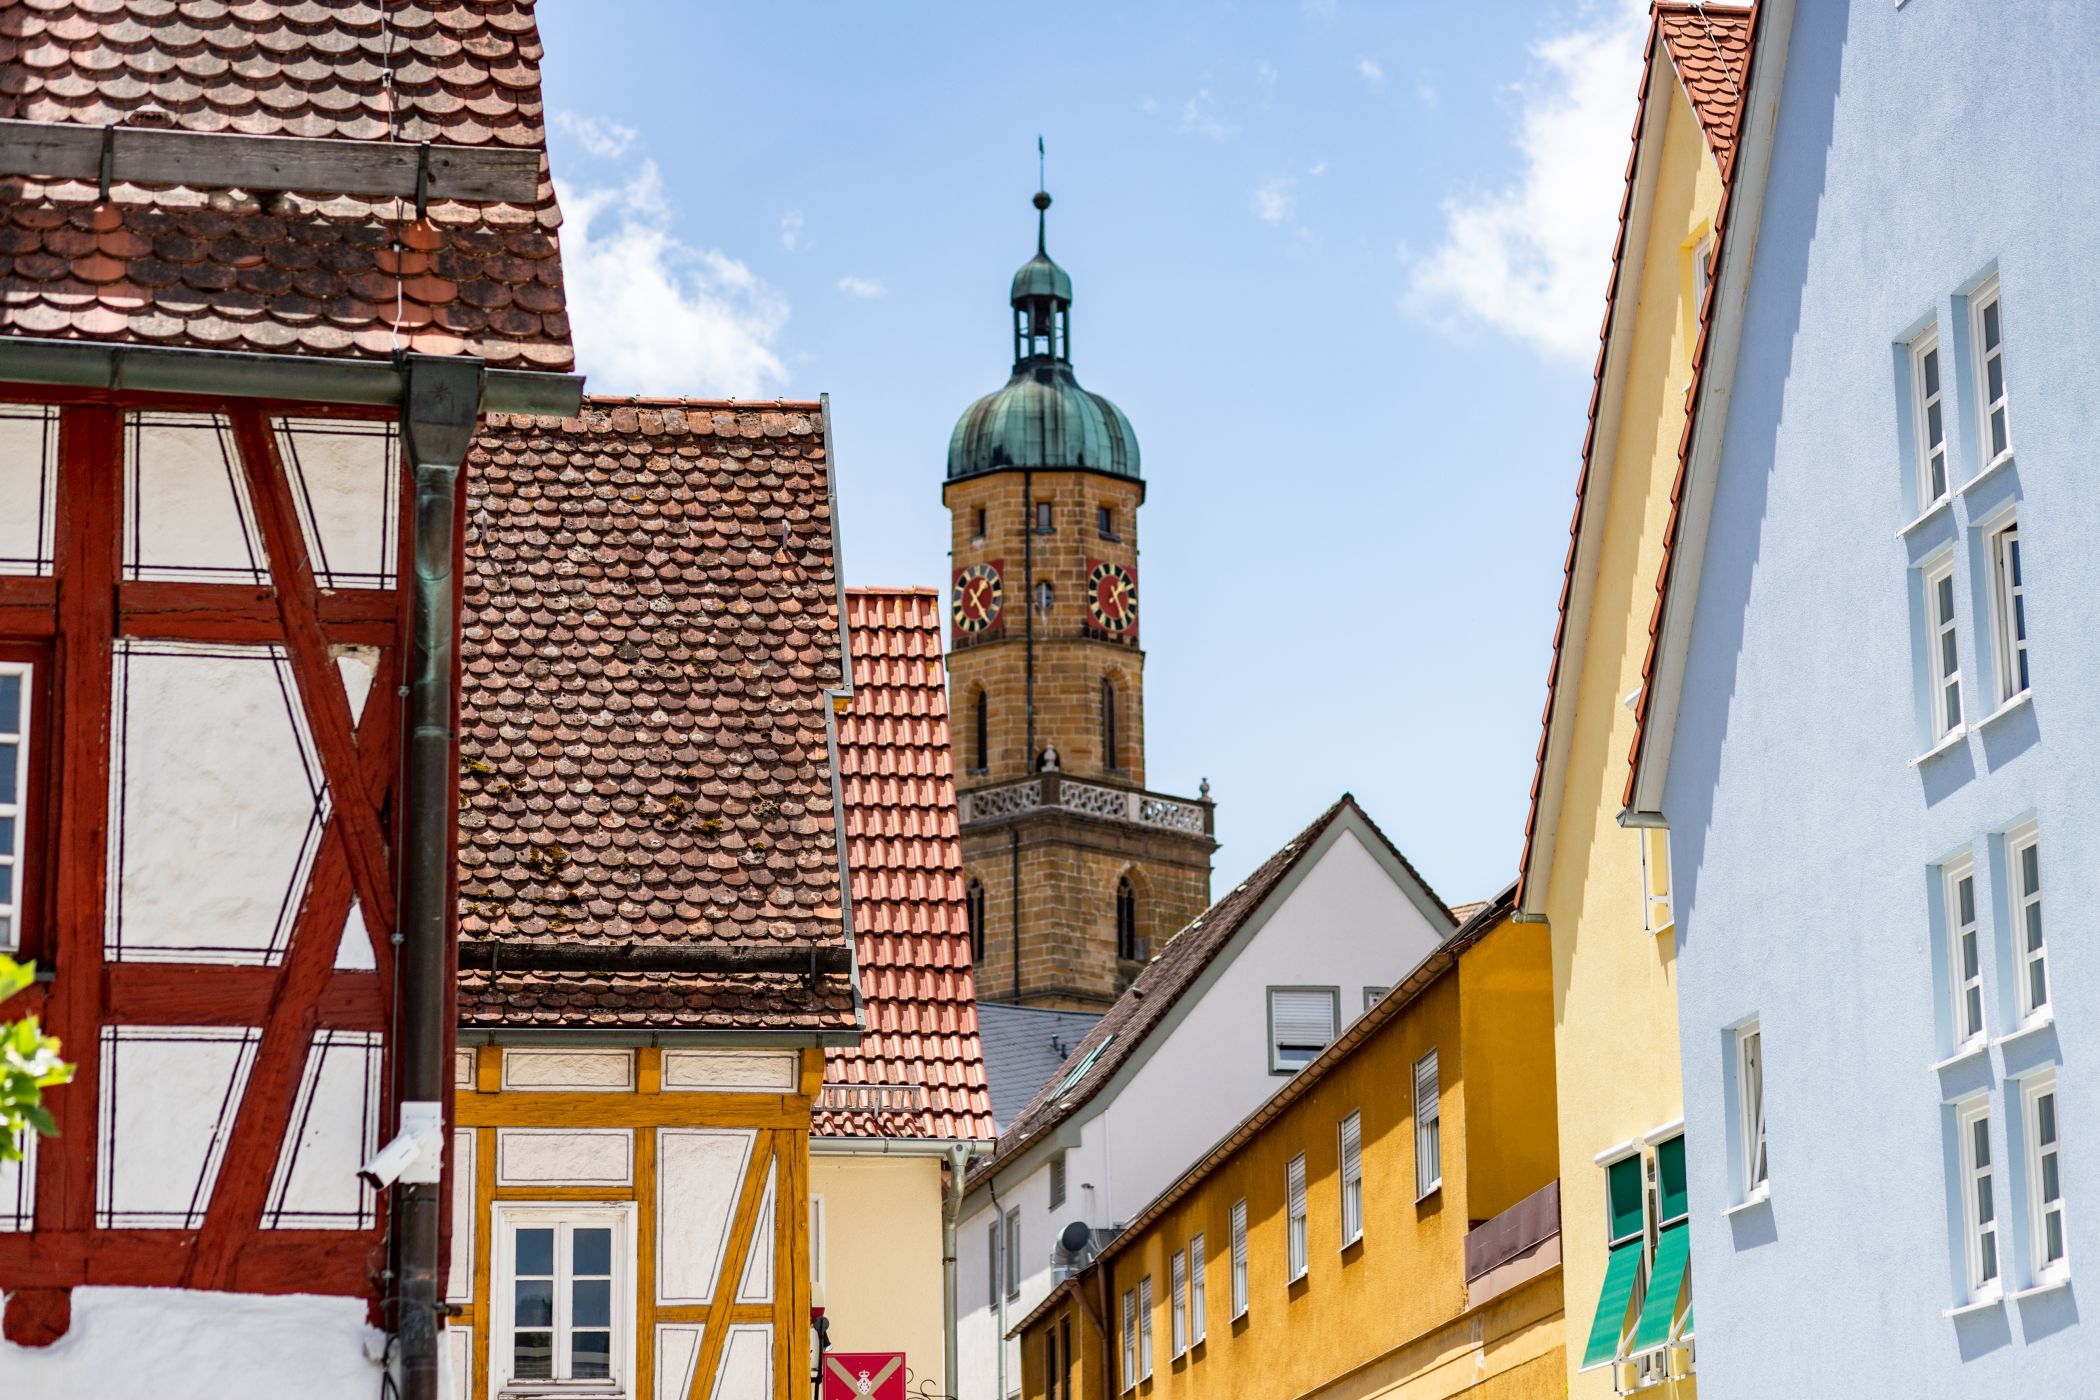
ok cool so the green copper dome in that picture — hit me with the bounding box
[947,190,1141,482]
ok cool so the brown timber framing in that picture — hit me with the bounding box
[0,118,542,205]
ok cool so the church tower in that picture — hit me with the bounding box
[944,189,1216,1011]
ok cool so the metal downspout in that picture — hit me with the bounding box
[944,1145,969,1400]
[394,353,486,1400]
[989,1174,1006,1400]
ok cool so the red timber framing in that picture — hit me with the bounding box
[0,391,431,1335]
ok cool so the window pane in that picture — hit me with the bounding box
[0,815,13,847]
[572,1330,612,1380]
[1973,1118,1992,1172]
[0,674,17,731]
[1923,348,1939,395]
[2040,1093,2057,1145]
[573,1226,612,1276]
[514,1330,553,1380]
[572,1277,611,1328]
[1983,301,2001,350]
[514,1276,553,1328]
[0,741,15,804]
[517,1226,554,1277]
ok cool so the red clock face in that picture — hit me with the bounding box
[1088,559,1138,633]
[953,561,1004,634]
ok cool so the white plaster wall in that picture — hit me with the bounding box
[957,825,1447,1400]
[0,1286,381,1400]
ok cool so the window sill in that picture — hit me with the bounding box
[1649,919,1677,940]
[1722,1187,1770,1219]
[1909,727,1968,768]
[1942,1289,2003,1319]
[1929,1039,1991,1074]
[1959,449,2016,495]
[2011,1274,2072,1302]
[1975,689,2033,731]
[1415,1181,1443,1205]
[1993,1013,2054,1048]
[1895,494,1953,539]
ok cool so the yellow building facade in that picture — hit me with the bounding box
[449,1045,821,1400]
[1515,8,1753,1396]
[1014,898,1564,1400]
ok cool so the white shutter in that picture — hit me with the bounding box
[1121,1290,1136,1391]
[1286,1154,1308,1279]
[1170,1251,1187,1357]
[1269,989,1337,1070]
[1340,1111,1364,1242]
[1230,1200,1248,1317]
[1189,1234,1207,1343]
[1138,1275,1154,1377]
[987,1221,1000,1308]
[1414,1051,1442,1196]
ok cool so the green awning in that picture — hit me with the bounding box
[1582,1239,1645,1369]
[1631,1222,1691,1352]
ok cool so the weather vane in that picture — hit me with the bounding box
[1037,135,1045,193]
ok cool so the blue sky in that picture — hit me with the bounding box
[536,0,1651,903]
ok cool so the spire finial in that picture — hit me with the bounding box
[1034,136,1051,254]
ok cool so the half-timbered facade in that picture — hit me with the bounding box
[0,4,580,1397]
[447,401,860,1400]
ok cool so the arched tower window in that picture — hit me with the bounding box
[966,878,987,962]
[1101,677,1119,772]
[1116,877,1140,962]
[971,689,989,774]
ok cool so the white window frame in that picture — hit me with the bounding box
[1944,858,1985,1049]
[2023,1071,2068,1286]
[1639,826,1674,936]
[1925,556,1964,739]
[987,1220,1001,1311]
[1137,1274,1154,1380]
[2008,822,2046,1023]
[1957,1096,2001,1301]
[490,1202,634,1395]
[1285,1155,1308,1282]
[1911,329,1948,507]
[1735,1021,1769,1203]
[1004,1207,1021,1300]
[1339,1110,1364,1247]
[811,1193,825,1290]
[1229,1199,1248,1319]
[1188,1232,1207,1345]
[0,661,28,954]
[1972,276,2010,467]
[1169,1249,1187,1358]
[1988,521,2029,702]
[1120,1287,1136,1392]
[1414,1050,1442,1199]
[1692,232,1715,318]
[1267,987,1340,1075]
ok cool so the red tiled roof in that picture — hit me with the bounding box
[455,399,855,1032]
[0,0,570,367]
[1517,3,1755,900]
[820,589,994,1141]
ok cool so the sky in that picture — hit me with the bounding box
[534,0,1653,904]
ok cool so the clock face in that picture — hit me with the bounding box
[1087,559,1138,634]
[953,561,1004,634]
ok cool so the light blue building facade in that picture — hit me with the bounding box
[1634,0,2100,1392]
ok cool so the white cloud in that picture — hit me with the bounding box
[837,275,886,300]
[1252,177,1296,225]
[1179,88,1237,141]
[780,210,805,252]
[1358,57,1385,82]
[1409,0,1647,360]
[552,111,636,160]
[557,161,789,397]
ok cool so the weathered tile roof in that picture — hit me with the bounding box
[971,795,1450,1185]
[0,0,570,366]
[455,399,855,1032]
[1518,2,1755,899]
[819,588,994,1141]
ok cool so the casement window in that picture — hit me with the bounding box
[1912,330,1949,506]
[2024,1073,2067,1284]
[1339,1111,1364,1245]
[1414,1051,1442,1198]
[1049,1152,1066,1210]
[1973,278,2010,464]
[1581,1153,1649,1370]
[0,659,32,953]
[1097,505,1118,540]
[1631,1136,1692,1355]
[2008,823,2046,1022]
[1137,1275,1154,1379]
[973,506,987,541]
[1169,1249,1187,1358]
[1005,1208,1021,1299]
[1737,1022,1769,1199]
[1120,1288,1137,1391]
[1958,1096,2001,1299]
[1115,877,1139,961]
[494,1207,628,1391]
[1188,1233,1207,1345]
[1229,1200,1248,1319]
[1988,522,2029,701]
[1926,558,1963,738]
[1945,859,1985,1047]
[988,1221,1001,1310]
[1692,233,1714,316]
[1268,988,1339,1074]
[1286,1154,1308,1282]
[1639,827,1673,935]
[1035,500,1056,534]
